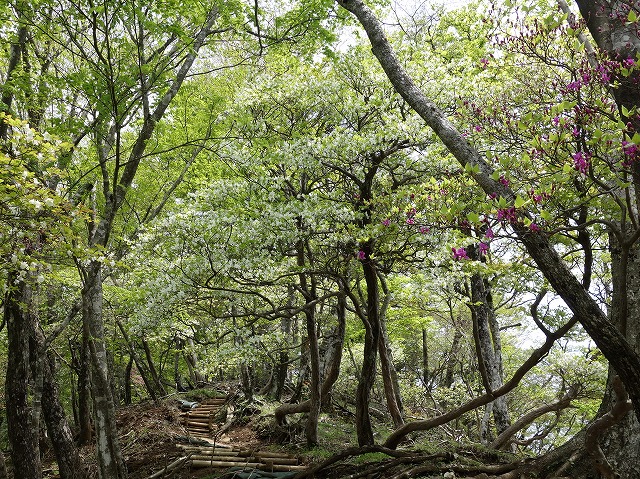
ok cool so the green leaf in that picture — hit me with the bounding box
[628,9,637,22]
[514,196,527,208]
[467,212,480,224]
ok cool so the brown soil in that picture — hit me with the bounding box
[116,398,284,479]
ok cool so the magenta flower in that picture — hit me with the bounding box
[479,242,489,255]
[566,80,581,92]
[382,218,391,226]
[480,58,489,68]
[529,223,541,232]
[622,141,639,167]
[497,207,517,223]
[572,151,590,175]
[357,250,366,260]
[485,227,495,239]
[419,226,430,234]
[499,175,509,187]
[623,57,636,69]
[406,218,415,225]
[452,247,469,260]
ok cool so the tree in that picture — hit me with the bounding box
[337,0,640,475]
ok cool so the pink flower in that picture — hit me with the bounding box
[479,242,489,255]
[406,218,415,225]
[419,226,430,234]
[480,58,489,68]
[357,250,366,260]
[382,218,391,226]
[452,247,469,260]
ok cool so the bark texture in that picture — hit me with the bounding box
[4,276,42,479]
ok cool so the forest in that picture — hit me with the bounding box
[1,0,640,478]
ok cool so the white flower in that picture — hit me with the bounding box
[29,199,42,211]
[36,274,45,283]
[44,198,54,207]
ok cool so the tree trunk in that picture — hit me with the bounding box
[274,292,346,424]
[356,247,381,446]
[378,273,404,427]
[82,261,127,479]
[422,328,430,390]
[469,269,510,440]
[77,327,93,446]
[4,274,42,479]
[142,338,166,396]
[378,325,404,428]
[296,238,321,447]
[444,327,462,388]
[116,320,158,402]
[42,352,89,479]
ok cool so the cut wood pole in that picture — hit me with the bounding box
[189,460,305,471]
[146,453,192,479]
[177,446,298,459]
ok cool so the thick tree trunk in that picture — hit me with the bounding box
[5,275,42,479]
[82,261,127,479]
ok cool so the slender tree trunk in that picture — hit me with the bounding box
[321,292,347,408]
[42,352,88,479]
[82,261,127,479]
[378,273,404,427]
[356,248,381,446]
[77,327,93,445]
[4,274,42,479]
[116,320,158,402]
[274,315,291,401]
[469,270,510,440]
[185,337,204,386]
[378,326,404,428]
[444,327,462,388]
[142,338,166,396]
[296,238,321,447]
[422,328,430,390]
[124,356,133,405]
